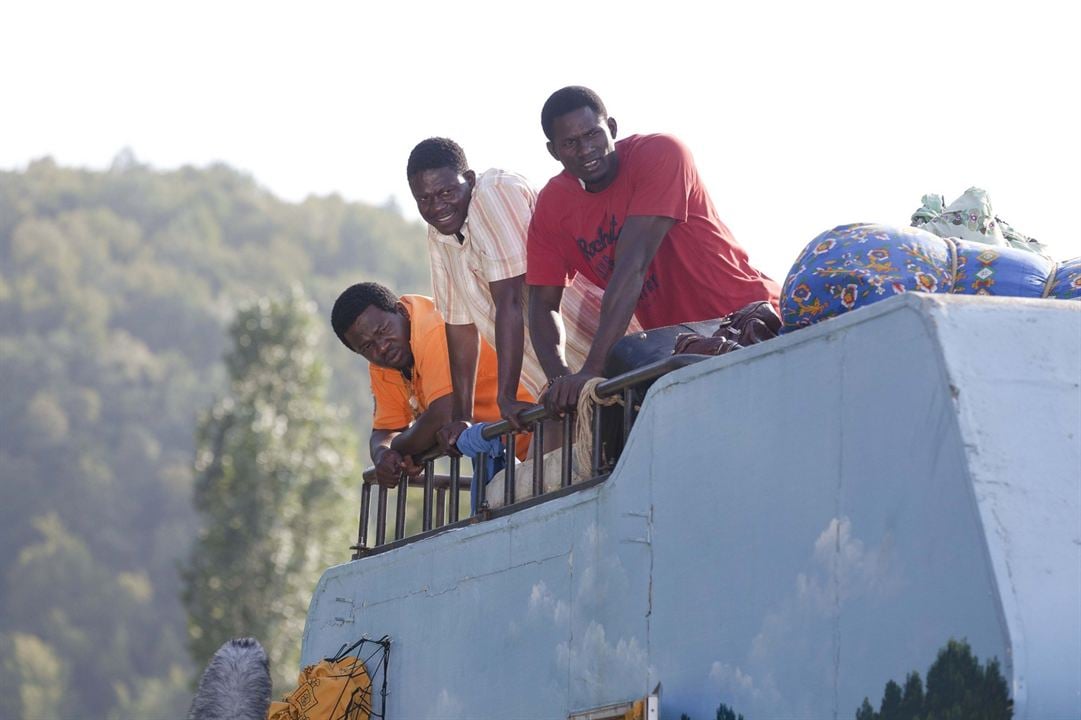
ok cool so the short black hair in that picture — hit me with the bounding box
[406,137,468,179]
[541,86,608,140]
[330,282,399,349]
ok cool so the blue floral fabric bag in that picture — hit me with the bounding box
[1048,256,1081,300]
[780,223,1079,332]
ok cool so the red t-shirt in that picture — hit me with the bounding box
[526,133,779,329]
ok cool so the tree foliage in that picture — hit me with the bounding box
[854,638,1012,720]
[0,155,429,717]
[679,701,745,720]
[716,702,745,720]
[182,289,356,692]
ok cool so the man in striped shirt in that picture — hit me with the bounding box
[406,138,637,450]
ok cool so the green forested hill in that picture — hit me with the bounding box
[0,157,430,718]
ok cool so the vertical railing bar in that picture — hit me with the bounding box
[622,387,636,447]
[375,485,388,546]
[422,460,434,532]
[358,482,372,551]
[393,474,408,541]
[531,420,544,498]
[353,362,708,554]
[591,403,604,478]
[449,456,461,522]
[504,433,516,506]
[561,413,574,487]
[476,451,488,512]
[435,487,446,528]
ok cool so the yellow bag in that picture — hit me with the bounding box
[267,654,372,720]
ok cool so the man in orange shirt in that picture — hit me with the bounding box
[331,281,533,487]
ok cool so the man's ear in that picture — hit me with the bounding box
[546,140,559,162]
[463,169,476,188]
[607,117,618,140]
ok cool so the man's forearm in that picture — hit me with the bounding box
[445,323,480,421]
[494,305,525,400]
[580,265,646,375]
[369,428,399,464]
[582,214,676,374]
[490,277,526,401]
[528,285,571,381]
[389,395,453,456]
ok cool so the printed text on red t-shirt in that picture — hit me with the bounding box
[576,212,660,305]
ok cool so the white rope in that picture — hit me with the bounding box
[573,377,622,480]
[1041,261,1061,298]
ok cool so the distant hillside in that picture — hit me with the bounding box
[0,157,430,718]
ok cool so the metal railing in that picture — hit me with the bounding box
[351,354,708,559]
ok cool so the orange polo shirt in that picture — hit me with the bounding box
[369,295,534,457]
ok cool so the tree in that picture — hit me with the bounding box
[855,638,1011,720]
[924,638,1011,720]
[182,288,358,691]
[855,698,876,720]
[1,157,427,717]
[677,701,745,720]
[879,679,902,720]
[899,672,923,719]
[716,701,745,720]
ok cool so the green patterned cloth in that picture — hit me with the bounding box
[911,187,1048,256]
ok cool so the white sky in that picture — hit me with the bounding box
[4,0,1079,281]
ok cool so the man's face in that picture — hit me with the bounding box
[547,106,619,192]
[408,167,476,236]
[343,304,413,370]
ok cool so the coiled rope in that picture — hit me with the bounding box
[573,377,622,480]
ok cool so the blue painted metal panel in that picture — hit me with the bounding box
[301,294,1080,720]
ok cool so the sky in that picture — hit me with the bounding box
[4,0,1079,282]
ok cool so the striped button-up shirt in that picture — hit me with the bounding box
[427,169,639,397]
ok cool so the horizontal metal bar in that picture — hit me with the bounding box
[481,354,709,440]
[363,468,470,490]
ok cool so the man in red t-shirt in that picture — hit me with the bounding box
[526,85,780,413]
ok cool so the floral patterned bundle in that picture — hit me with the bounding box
[780,223,1081,331]
[911,187,1048,255]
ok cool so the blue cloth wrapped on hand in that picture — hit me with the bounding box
[455,422,507,514]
